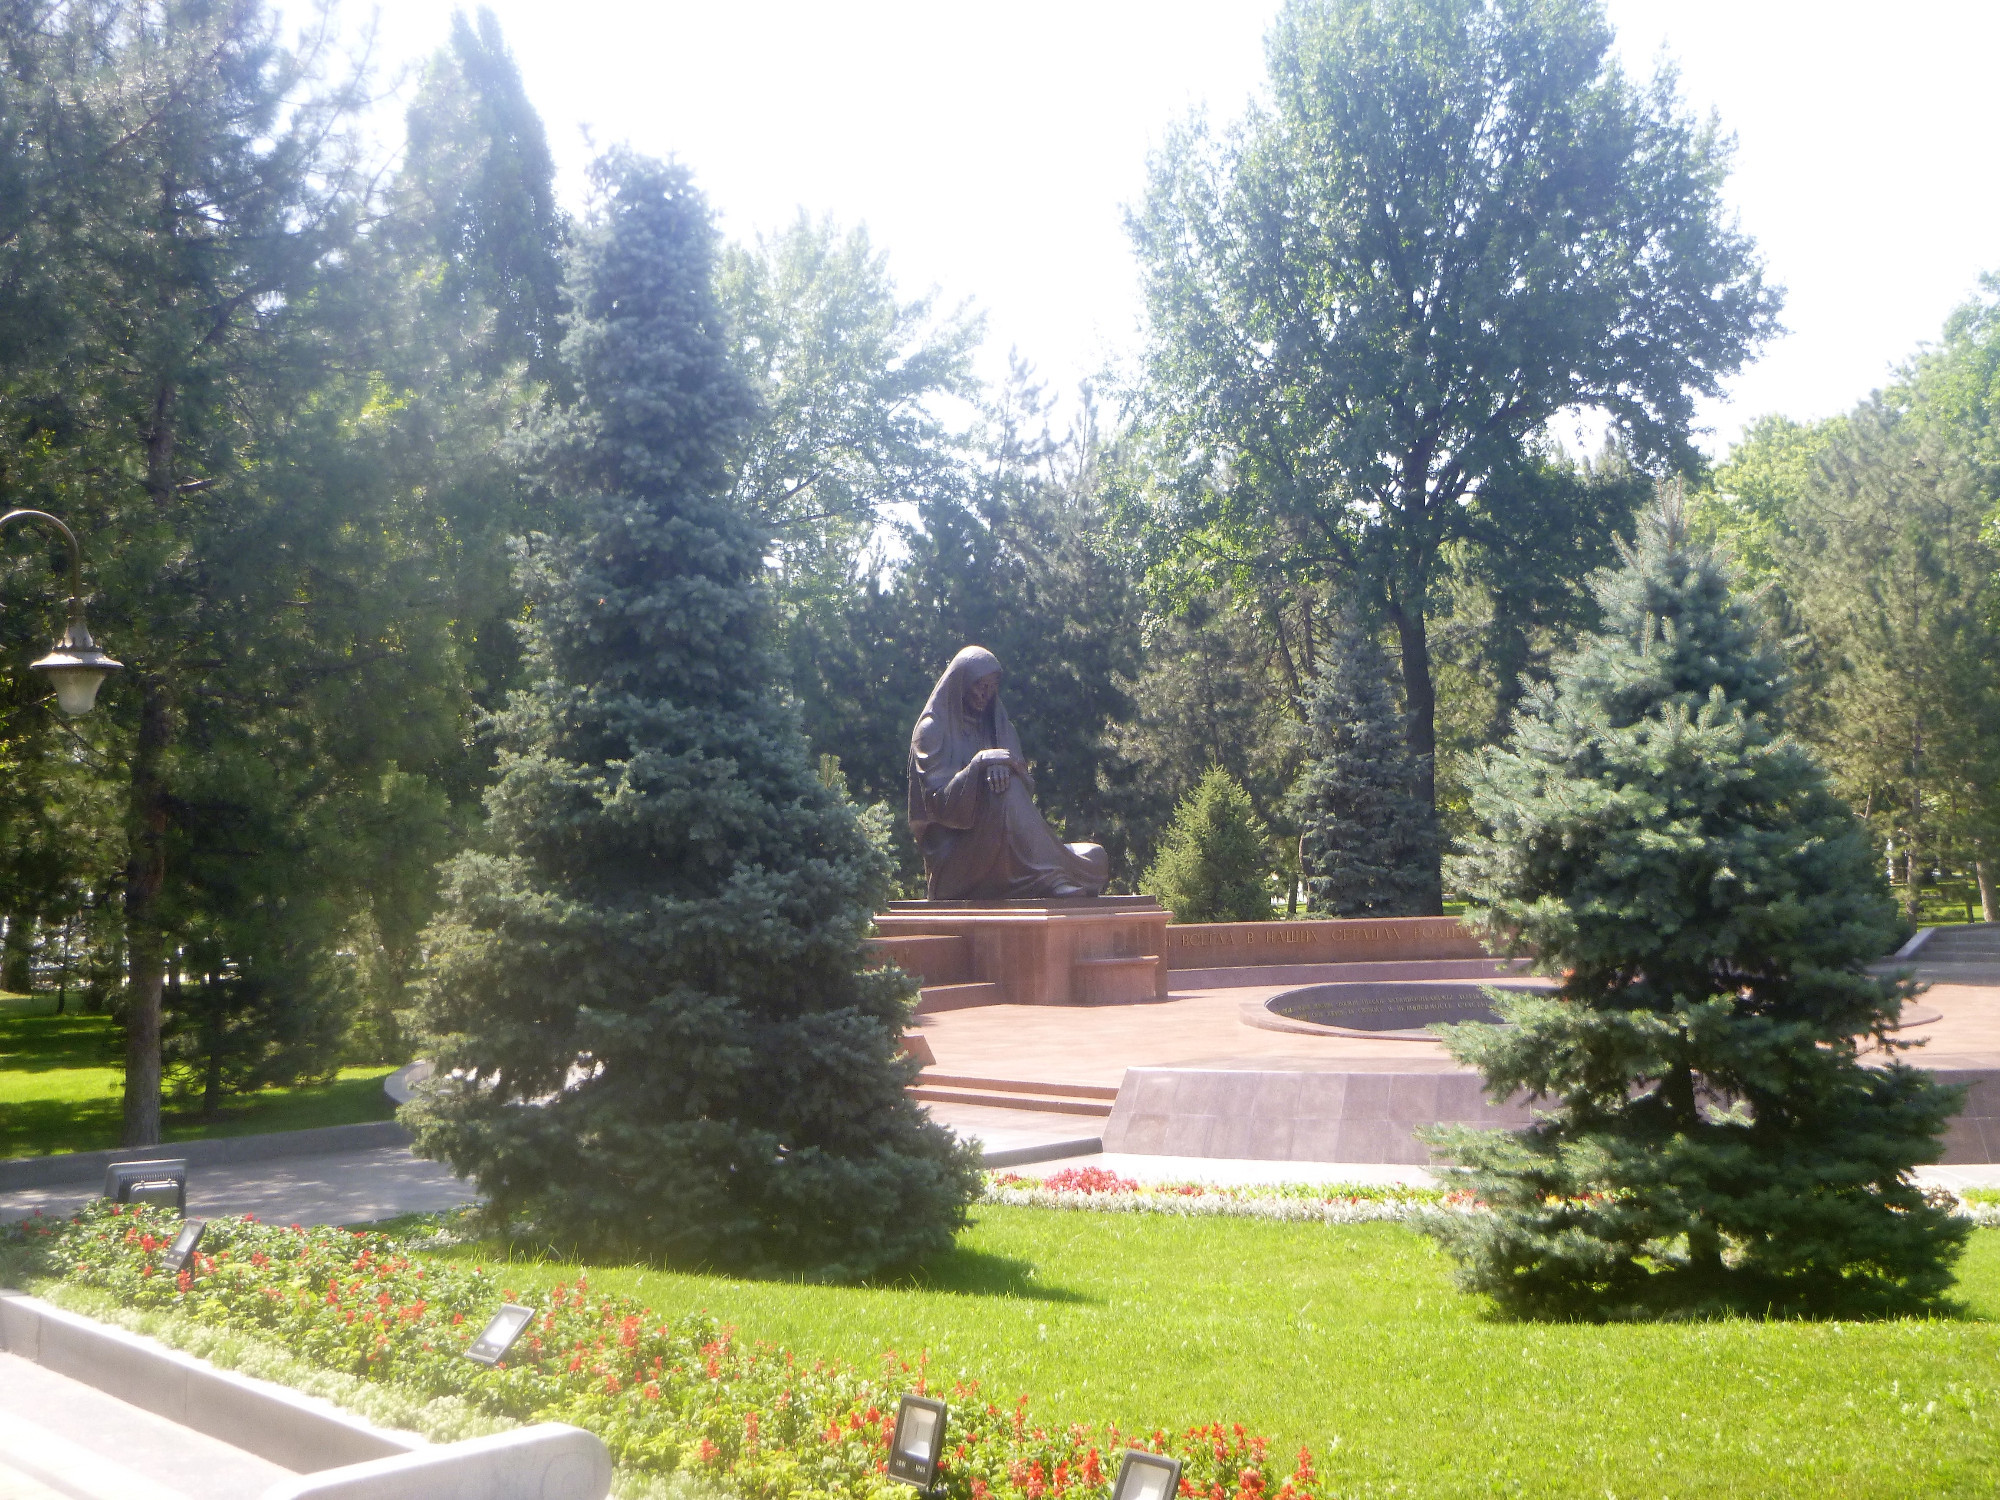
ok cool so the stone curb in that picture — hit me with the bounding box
[983,1136,1103,1168]
[0,1289,422,1471]
[382,1060,431,1106]
[1896,926,1937,960]
[0,1120,412,1192]
[264,1422,611,1500]
[0,1290,612,1499]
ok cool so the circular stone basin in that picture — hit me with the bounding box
[1252,983,1945,1040]
[1253,981,1546,1039]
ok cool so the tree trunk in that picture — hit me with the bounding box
[121,678,172,1148]
[2,916,33,995]
[1387,598,1443,914]
[201,989,224,1120]
[1977,850,1997,926]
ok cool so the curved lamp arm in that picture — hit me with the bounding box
[0,508,122,715]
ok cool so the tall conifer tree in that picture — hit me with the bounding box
[407,152,978,1277]
[1427,497,1967,1316]
[1291,608,1438,916]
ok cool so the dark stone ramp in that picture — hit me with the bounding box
[1101,1060,1532,1165]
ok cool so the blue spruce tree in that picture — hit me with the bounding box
[407,152,979,1277]
[1425,497,1967,1317]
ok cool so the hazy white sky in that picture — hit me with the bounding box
[345,0,2000,459]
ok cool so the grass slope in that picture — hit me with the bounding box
[0,994,395,1158]
[418,1207,2000,1497]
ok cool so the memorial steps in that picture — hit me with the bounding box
[913,981,1006,1012]
[1907,921,2000,984]
[907,1072,1117,1118]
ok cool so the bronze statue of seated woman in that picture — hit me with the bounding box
[905,645,1110,901]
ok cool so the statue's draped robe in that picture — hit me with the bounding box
[907,646,1110,901]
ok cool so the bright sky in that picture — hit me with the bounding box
[346,0,2000,460]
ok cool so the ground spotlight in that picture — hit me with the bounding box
[464,1303,536,1366]
[888,1393,949,1490]
[103,1159,187,1215]
[1111,1449,1184,1500]
[159,1218,205,1273]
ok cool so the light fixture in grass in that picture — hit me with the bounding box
[1422,489,1968,1318]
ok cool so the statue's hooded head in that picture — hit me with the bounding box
[945,646,1002,725]
[908,645,1019,835]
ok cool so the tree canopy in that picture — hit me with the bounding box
[1130,0,1780,907]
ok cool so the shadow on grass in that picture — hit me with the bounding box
[0,1010,122,1073]
[0,1072,394,1159]
[1463,1270,1984,1326]
[880,1244,1093,1304]
[0,1096,124,1158]
[376,1213,1094,1306]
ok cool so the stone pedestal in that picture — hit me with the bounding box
[871,895,1169,1008]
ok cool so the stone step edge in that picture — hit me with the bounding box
[916,1073,1120,1100]
[908,1086,1114,1117]
[914,982,1005,1014]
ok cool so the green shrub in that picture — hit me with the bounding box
[1143,767,1271,921]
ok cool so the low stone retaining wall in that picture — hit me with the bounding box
[1165,916,1488,970]
[1099,1057,2000,1165]
[0,1290,421,1471]
[1102,1062,1531,1165]
[1934,1066,2000,1163]
[0,1291,612,1499]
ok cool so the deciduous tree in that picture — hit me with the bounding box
[1131,0,1779,910]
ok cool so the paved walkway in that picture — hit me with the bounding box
[918,951,2000,1086]
[2,937,1992,1230]
[0,1351,292,1499]
[0,1145,474,1227]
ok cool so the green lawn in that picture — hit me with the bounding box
[0,994,395,1158]
[411,1207,2000,1497]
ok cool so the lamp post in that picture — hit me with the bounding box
[0,508,121,714]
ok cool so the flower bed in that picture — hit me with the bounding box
[6,1204,1328,1500]
[983,1168,2000,1227]
[980,1167,1463,1223]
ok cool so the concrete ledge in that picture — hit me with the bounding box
[1174,958,1528,990]
[0,1290,422,1471]
[264,1423,610,1500]
[382,1061,431,1106]
[1166,916,1487,970]
[1895,927,1937,960]
[983,1137,1103,1168]
[0,1120,412,1192]
[1102,1065,1532,1164]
